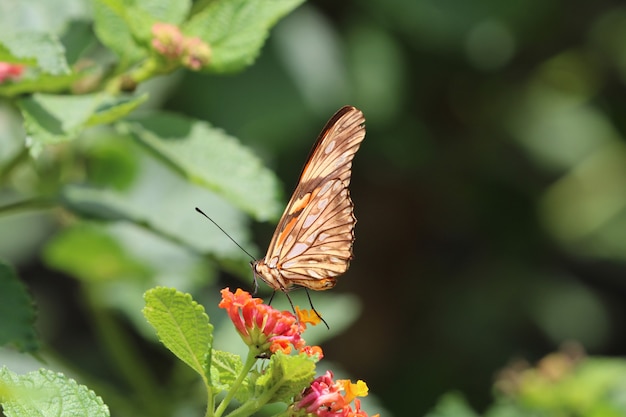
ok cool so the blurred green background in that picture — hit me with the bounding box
[3,0,626,416]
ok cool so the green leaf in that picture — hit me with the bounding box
[42,223,152,282]
[123,112,282,221]
[93,0,148,64]
[0,262,38,352]
[59,185,144,222]
[0,2,91,35]
[0,31,69,75]
[135,0,192,24]
[93,0,192,64]
[0,73,81,98]
[210,349,243,393]
[58,169,255,271]
[0,367,110,417]
[143,287,213,384]
[18,92,148,155]
[85,134,140,190]
[184,0,305,73]
[86,94,149,127]
[256,352,315,403]
[61,20,97,66]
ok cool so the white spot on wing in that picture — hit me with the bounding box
[287,242,308,259]
[303,214,318,228]
[319,182,332,196]
[307,269,323,278]
[269,257,278,268]
[325,141,336,154]
[317,198,329,210]
[334,155,346,168]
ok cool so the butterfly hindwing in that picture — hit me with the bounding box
[253,106,365,291]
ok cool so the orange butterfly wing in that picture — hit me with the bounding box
[253,106,365,291]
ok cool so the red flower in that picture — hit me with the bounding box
[219,288,306,354]
[294,371,379,417]
[296,371,345,416]
[0,62,24,83]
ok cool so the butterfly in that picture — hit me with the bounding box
[252,105,365,293]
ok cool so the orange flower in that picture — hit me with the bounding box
[219,288,305,354]
[299,345,324,359]
[295,306,322,328]
[338,379,369,403]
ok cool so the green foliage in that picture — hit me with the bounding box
[141,288,321,416]
[143,287,213,383]
[0,262,38,352]
[211,349,244,393]
[124,112,282,220]
[256,351,316,403]
[0,367,110,417]
[0,0,307,415]
[184,0,306,73]
[18,92,148,154]
[43,223,152,282]
[93,0,193,63]
[0,31,69,74]
[425,354,626,417]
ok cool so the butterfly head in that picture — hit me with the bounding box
[251,259,287,292]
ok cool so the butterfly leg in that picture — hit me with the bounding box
[305,289,329,329]
[267,290,276,306]
[251,272,260,295]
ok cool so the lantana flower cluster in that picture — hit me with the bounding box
[151,22,211,70]
[219,288,379,417]
[291,370,379,417]
[219,288,323,357]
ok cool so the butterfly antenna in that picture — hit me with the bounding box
[195,207,256,262]
[305,289,329,329]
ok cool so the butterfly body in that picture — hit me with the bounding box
[252,106,365,292]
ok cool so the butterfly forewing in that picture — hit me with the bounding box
[253,106,365,292]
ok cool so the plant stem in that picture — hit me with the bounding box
[0,147,28,185]
[224,376,286,417]
[0,197,57,216]
[104,57,170,94]
[81,285,168,417]
[213,349,258,417]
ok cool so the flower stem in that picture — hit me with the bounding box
[104,56,168,94]
[213,349,258,417]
